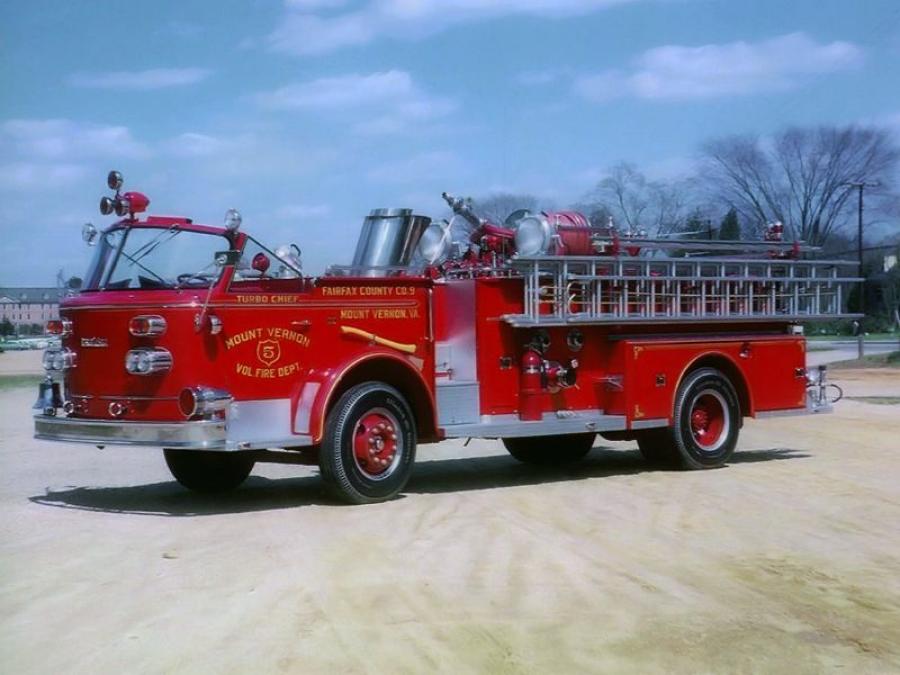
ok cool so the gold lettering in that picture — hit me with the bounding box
[225,328,263,350]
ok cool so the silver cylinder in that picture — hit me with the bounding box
[351,208,431,275]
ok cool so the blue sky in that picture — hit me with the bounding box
[1,0,898,284]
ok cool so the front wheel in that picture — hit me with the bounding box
[319,382,417,504]
[503,433,595,465]
[164,449,254,493]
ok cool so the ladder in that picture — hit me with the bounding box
[503,254,862,327]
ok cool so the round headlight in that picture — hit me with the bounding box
[99,196,115,215]
[136,351,152,373]
[514,215,552,256]
[415,222,452,265]
[224,208,242,232]
[82,222,98,245]
[114,197,130,217]
[107,170,124,191]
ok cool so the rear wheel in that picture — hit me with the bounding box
[319,382,417,504]
[503,433,595,465]
[164,449,254,493]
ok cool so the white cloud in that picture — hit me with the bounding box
[575,32,863,102]
[268,0,635,55]
[68,67,211,90]
[163,132,233,158]
[256,70,414,109]
[1,119,151,160]
[0,162,89,190]
[255,70,456,135]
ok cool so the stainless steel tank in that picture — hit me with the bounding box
[351,208,431,275]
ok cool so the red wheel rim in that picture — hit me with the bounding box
[353,408,401,479]
[689,390,728,451]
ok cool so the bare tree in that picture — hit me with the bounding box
[583,162,697,234]
[472,193,539,225]
[700,125,899,245]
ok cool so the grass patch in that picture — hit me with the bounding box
[846,396,900,405]
[0,374,43,391]
[830,350,900,370]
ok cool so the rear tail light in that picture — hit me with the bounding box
[42,348,77,371]
[179,387,232,418]
[46,319,72,337]
[129,315,166,337]
[125,348,173,375]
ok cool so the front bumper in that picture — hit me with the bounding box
[34,415,227,450]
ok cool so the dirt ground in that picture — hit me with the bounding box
[1,351,899,674]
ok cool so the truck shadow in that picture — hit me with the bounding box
[29,447,808,517]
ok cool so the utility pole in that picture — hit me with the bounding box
[845,181,880,359]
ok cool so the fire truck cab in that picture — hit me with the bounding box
[34,172,855,503]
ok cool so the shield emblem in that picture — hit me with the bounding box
[257,339,281,366]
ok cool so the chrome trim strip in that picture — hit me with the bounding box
[34,415,227,449]
[630,418,669,430]
[442,411,626,438]
[34,414,316,451]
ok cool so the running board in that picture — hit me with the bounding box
[442,411,628,439]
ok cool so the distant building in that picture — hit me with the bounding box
[0,287,63,331]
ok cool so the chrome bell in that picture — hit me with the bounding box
[33,375,63,415]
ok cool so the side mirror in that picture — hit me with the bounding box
[252,252,270,274]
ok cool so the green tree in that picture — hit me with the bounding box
[719,208,740,240]
[0,318,13,336]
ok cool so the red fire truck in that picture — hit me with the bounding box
[34,171,854,503]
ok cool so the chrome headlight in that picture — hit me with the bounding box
[43,348,76,371]
[514,214,553,256]
[125,348,173,375]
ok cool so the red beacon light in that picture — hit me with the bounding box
[99,170,150,218]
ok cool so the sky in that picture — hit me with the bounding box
[1,0,899,284]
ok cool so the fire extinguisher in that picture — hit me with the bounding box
[519,346,544,421]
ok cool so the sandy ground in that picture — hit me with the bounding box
[1,351,899,674]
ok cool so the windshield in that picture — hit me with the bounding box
[83,226,229,290]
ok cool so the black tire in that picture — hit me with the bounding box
[164,449,254,493]
[636,428,680,466]
[654,367,740,469]
[503,433,595,465]
[320,382,417,504]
